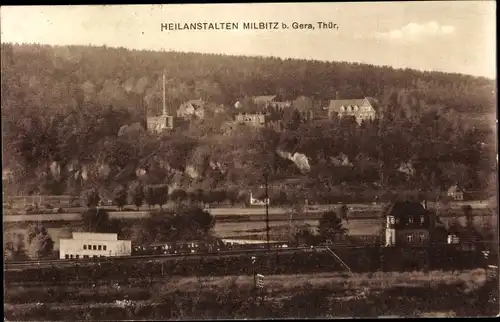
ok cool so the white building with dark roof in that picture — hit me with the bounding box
[59,232,131,259]
[327,97,377,124]
[235,112,266,126]
[447,185,465,201]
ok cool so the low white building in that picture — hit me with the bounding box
[249,191,270,206]
[447,185,464,201]
[59,232,131,259]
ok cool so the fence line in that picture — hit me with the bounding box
[4,195,84,206]
[324,246,352,273]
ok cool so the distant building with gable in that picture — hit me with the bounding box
[327,96,377,124]
[249,190,270,207]
[253,95,291,110]
[447,185,465,201]
[177,99,205,119]
[235,112,266,127]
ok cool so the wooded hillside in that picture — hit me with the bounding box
[1,43,495,115]
[1,43,496,200]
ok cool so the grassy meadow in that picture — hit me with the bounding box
[4,269,498,319]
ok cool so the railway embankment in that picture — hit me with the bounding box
[5,246,490,285]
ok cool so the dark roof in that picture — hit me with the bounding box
[328,98,369,112]
[447,185,465,193]
[253,95,276,104]
[447,222,466,234]
[386,201,429,218]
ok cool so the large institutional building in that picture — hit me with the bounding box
[59,232,131,259]
[327,97,377,124]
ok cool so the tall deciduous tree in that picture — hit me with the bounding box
[145,186,156,209]
[25,224,54,260]
[318,211,348,242]
[85,188,100,208]
[113,185,128,211]
[130,206,215,244]
[462,204,473,230]
[4,232,26,261]
[156,185,169,210]
[81,208,121,234]
[338,203,349,223]
[129,181,145,210]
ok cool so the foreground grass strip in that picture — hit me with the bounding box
[5,269,490,306]
[4,276,498,320]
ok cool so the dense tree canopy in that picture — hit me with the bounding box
[2,43,494,114]
[4,223,54,261]
[81,208,122,234]
[128,206,215,246]
[1,43,496,200]
[318,211,348,242]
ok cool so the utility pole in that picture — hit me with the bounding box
[433,114,439,204]
[162,72,167,116]
[251,255,257,317]
[252,256,257,292]
[377,117,385,191]
[265,172,270,251]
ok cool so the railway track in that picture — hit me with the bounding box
[4,246,333,270]
[6,243,494,271]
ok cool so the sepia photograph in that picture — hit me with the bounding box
[1,2,498,319]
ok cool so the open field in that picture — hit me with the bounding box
[4,269,498,319]
[3,199,494,218]
[4,213,495,251]
[3,206,494,224]
[4,269,489,300]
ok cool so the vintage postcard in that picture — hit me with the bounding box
[1,2,498,319]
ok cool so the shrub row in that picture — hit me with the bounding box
[5,286,151,305]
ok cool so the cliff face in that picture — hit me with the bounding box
[277,149,311,173]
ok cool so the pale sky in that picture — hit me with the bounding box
[0,2,496,78]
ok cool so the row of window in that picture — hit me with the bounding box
[404,232,427,243]
[340,106,360,112]
[243,117,262,121]
[83,244,107,251]
[388,216,426,225]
